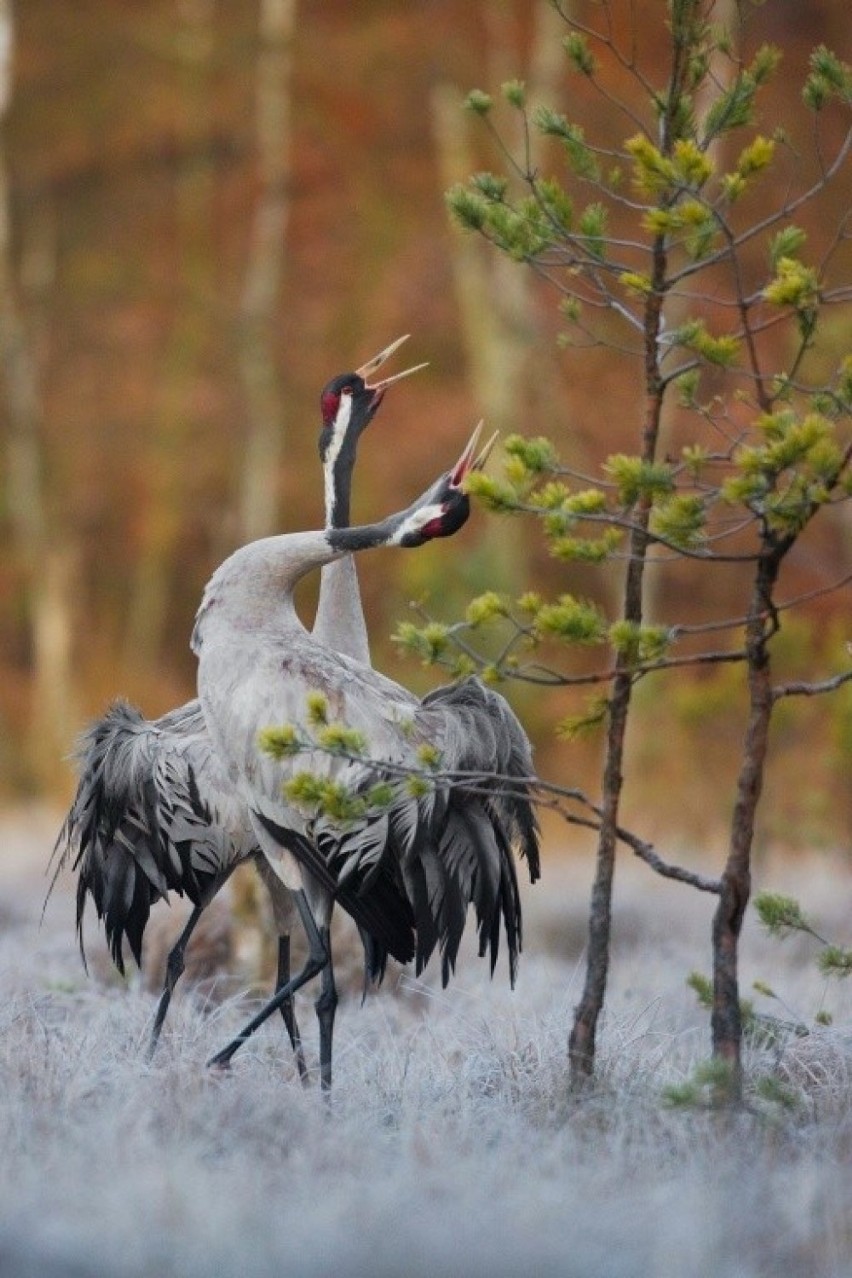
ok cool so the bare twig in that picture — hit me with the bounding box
[772,669,852,702]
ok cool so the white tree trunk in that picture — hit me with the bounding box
[430,1,565,593]
[0,0,77,786]
[230,0,297,961]
[236,0,296,544]
[123,0,217,673]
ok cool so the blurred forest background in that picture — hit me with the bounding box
[0,0,850,850]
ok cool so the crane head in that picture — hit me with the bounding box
[394,422,498,547]
[318,335,428,465]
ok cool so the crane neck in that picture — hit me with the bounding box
[323,451,355,530]
[316,429,368,662]
[321,414,361,532]
[192,512,410,657]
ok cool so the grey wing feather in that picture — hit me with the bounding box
[309,676,540,987]
[52,698,256,974]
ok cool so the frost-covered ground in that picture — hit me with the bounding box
[3,806,852,1278]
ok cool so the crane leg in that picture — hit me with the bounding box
[207,889,327,1070]
[276,934,308,1082]
[147,903,204,1059]
[314,926,337,1092]
[251,851,308,1079]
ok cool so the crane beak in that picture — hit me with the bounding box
[450,421,499,487]
[356,334,429,398]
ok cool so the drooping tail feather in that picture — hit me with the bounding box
[52,699,215,974]
[311,676,541,989]
[253,809,417,972]
[422,677,541,886]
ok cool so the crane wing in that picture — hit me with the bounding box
[307,677,541,987]
[52,698,255,973]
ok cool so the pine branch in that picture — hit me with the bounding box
[266,728,721,897]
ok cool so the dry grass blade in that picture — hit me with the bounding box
[6,817,852,1278]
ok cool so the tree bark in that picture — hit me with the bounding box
[643,0,739,625]
[430,3,564,597]
[568,307,667,1084]
[230,0,297,966]
[123,0,216,674]
[711,552,780,1099]
[235,0,296,545]
[567,5,694,1084]
[0,0,77,787]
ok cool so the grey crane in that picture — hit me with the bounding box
[51,336,425,1071]
[193,425,541,1073]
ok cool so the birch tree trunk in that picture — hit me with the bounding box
[235,0,295,544]
[230,0,297,969]
[0,0,77,787]
[123,0,216,675]
[430,2,564,595]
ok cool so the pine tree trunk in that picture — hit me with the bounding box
[711,553,780,1099]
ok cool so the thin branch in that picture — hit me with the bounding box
[557,809,721,893]
[772,668,852,703]
[673,124,852,291]
[603,821,722,893]
[774,569,852,616]
[276,730,722,896]
[479,646,748,688]
[551,0,657,105]
[511,500,762,563]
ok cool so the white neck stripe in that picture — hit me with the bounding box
[323,396,354,526]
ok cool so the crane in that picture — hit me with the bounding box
[193,425,541,1075]
[51,336,426,1072]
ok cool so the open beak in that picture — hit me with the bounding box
[450,421,499,487]
[355,335,429,405]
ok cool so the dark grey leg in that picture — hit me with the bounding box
[276,934,308,1082]
[147,904,205,1060]
[314,926,338,1092]
[207,890,327,1070]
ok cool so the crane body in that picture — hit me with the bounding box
[193,429,540,1072]
[52,337,425,1072]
